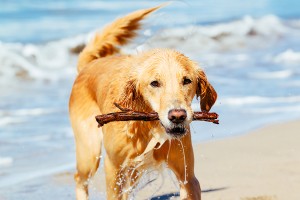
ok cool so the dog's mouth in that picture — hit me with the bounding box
[162,123,187,138]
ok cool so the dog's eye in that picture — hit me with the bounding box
[150,81,160,87]
[183,78,192,85]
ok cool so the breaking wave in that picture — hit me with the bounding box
[0,15,299,82]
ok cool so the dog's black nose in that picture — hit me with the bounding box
[168,109,187,124]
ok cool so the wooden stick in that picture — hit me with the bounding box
[95,103,219,127]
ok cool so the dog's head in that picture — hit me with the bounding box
[119,49,217,138]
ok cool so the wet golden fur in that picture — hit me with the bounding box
[69,5,217,200]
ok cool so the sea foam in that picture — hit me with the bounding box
[220,96,300,106]
[0,157,13,167]
[249,70,293,79]
[273,49,300,66]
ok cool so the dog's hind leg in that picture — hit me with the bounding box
[71,110,103,200]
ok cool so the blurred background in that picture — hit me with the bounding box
[0,0,300,199]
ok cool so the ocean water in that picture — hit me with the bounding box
[1,0,300,199]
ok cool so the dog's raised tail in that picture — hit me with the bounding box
[77,5,163,72]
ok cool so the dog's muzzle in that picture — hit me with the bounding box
[164,109,187,137]
[165,124,187,137]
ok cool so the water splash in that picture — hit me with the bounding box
[177,139,188,185]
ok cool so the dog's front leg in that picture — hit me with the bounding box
[165,133,201,200]
[105,156,138,200]
[178,177,201,200]
[105,156,125,200]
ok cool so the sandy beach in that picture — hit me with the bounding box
[198,120,300,200]
[35,119,299,200]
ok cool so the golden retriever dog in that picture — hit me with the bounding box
[69,5,217,200]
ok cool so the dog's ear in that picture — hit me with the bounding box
[118,79,138,109]
[196,69,217,112]
[118,79,146,111]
